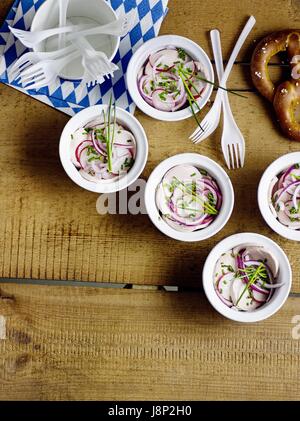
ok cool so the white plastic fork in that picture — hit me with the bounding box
[9,23,91,49]
[70,8,137,39]
[68,30,117,97]
[8,44,75,82]
[58,0,70,49]
[18,50,80,90]
[72,36,118,82]
[9,9,136,49]
[190,89,223,144]
[190,16,256,144]
[211,30,246,169]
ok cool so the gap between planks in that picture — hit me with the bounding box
[0,277,300,298]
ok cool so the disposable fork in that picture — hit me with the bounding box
[211,30,246,169]
[190,16,256,144]
[64,15,118,90]
[71,36,118,83]
[8,44,75,82]
[9,23,91,49]
[9,9,137,49]
[58,0,70,49]
[69,8,137,39]
[18,50,80,90]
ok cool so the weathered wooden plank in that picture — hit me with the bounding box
[161,0,300,62]
[0,84,300,289]
[0,0,300,289]
[0,283,299,400]
[0,1,12,22]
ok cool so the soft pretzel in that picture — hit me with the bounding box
[273,79,300,140]
[251,30,300,101]
[251,30,300,141]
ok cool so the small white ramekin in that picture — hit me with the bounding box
[31,0,120,80]
[203,233,292,323]
[258,152,300,242]
[59,105,148,194]
[126,35,214,122]
[144,153,234,242]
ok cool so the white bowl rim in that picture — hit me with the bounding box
[59,105,148,193]
[126,34,214,121]
[144,153,234,242]
[31,0,120,80]
[258,152,300,242]
[202,232,292,323]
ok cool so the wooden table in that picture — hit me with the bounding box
[0,0,300,400]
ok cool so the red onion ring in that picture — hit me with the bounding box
[91,130,107,157]
[75,140,93,164]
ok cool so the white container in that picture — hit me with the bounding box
[258,152,300,242]
[144,153,234,241]
[126,35,214,121]
[60,105,148,194]
[202,233,292,323]
[31,0,120,80]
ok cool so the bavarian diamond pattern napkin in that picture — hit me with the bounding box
[0,0,169,115]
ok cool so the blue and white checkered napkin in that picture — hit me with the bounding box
[0,0,168,115]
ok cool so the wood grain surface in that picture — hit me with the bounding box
[1,0,300,402]
[1,3,300,288]
[0,283,299,401]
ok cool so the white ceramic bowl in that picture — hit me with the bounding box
[126,35,214,121]
[31,0,120,80]
[258,152,300,242]
[203,233,292,323]
[60,105,148,193]
[144,153,234,241]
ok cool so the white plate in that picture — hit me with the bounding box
[202,233,292,322]
[126,35,214,121]
[258,152,300,242]
[60,105,148,193]
[31,0,120,80]
[144,153,234,241]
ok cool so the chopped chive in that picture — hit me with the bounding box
[177,48,186,61]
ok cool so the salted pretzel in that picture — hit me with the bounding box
[251,30,300,141]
